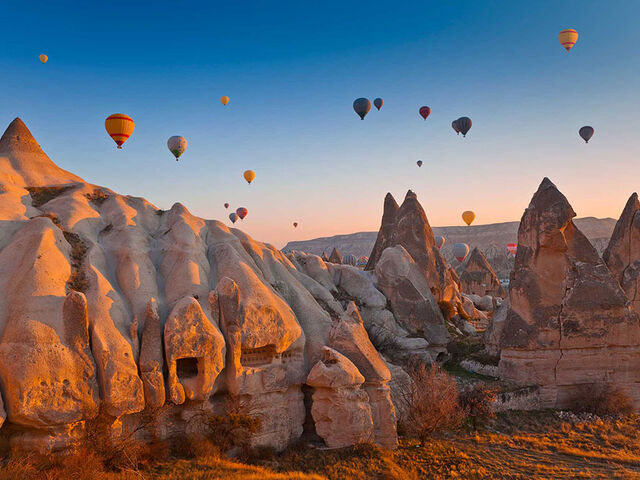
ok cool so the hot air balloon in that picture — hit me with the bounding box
[221,96,230,106]
[167,136,187,161]
[39,54,48,64]
[374,98,383,110]
[105,114,135,149]
[229,212,238,224]
[579,126,594,143]
[453,243,470,262]
[452,120,460,135]
[435,235,445,249]
[462,211,475,226]
[243,170,255,184]
[417,160,423,167]
[224,203,229,209]
[419,106,431,120]
[293,222,298,228]
[342,254,357,266]
[456,117,472,137]
[353,98,371,120]
[507,243,517,256]
[558,29,578,52]
[236,207,248,220]
[357,256,369,267]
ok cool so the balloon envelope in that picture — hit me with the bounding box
[221,96,230,105]
[417,160,423,167]
[453,243,470,262]
[357,256,369,267]
[243,170,256,184]
[224,203,229,209]
[167,136,187,160]
[373,98,383,110]
[39,54,48,64]
[558,29,578,52]
[342,254,357,266]
[229,213,238,223]
[457,117,472,137]
[353,98,371,120]
[452,120,460,135]
[579,126,594,143]
[236,207,248,220]
[507,243,517,256]
[435,235,445,249]
[419,106,431,120]
[462,211,475,226]
[293,222,298,228]
[105,114,134,149]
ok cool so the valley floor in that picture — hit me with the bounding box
[4,411,640,480]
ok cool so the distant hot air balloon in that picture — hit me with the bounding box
[579,126,594,143]
[374,98,383,110]
[221,96,230,106]
[417,160,423,167]
[452,120,460,135]
[167,136,187,161]
[105,114,135,149]
[462,211,475,226]
[39,54,48,64]
[353,98,371,120]
[229,212,238,224]
[236,207,248,220]
[456,117,472,137]
[453,243,470,262]
[243,170,256,184]
[507,243,517,256]
[419,106,431,120]
[558,29,578,52]
[293,222,298,228]
[342,254,357,266]
[435,235,445,249]
[224,203,229,209]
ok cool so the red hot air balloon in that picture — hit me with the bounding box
[419,106,431,120]
[507,243,517,256]
[236,207,248,220]
[293,222,298,228]
[224,203,229,209]
[373,98,383,110]
[452,242,470,262]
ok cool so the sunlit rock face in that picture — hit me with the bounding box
[499,178,640,408]
[0,118,400,453]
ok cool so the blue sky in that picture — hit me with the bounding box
[1,1,639,246]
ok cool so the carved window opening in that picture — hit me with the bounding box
[176,357,199,380]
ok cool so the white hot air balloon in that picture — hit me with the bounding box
[167,136,188,161]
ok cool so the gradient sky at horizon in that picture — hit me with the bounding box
[1,1,639,247]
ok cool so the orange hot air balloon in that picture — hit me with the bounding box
[243,170,255,184]
[462,210,475,226]
[105,114,134,149]
[558,29,578,52]
[221,96,230,106]
[236,207,248,220]
[39,54,48,64]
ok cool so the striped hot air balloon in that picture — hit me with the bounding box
[342,254,357,266]
[357,256,369,267]
[105,114,134,149]
[558,29,578,52]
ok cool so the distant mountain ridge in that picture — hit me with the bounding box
[283,217,617,262]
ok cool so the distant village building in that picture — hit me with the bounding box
[460,247,506,298]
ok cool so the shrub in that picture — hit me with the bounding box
[438,301,456,321]
[568,384,634,417]
[85,189,110,206]
[26,186,74,208]
[460,382,496,429]
[396,362,464,445]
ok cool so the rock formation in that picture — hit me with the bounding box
[328,247,342,264]
[603,193,640,311]
[498,178,640,408]
[460,247,506,298]
[0,118,404,453]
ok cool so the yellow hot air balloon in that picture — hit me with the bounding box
[243,170,255,184]
[558,29,578,52]
[221,96,230,106]
[462,211,475,226]
[39,54,48,64]
[105,114,135,149]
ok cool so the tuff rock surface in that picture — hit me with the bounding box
[498,178,640,408]
[460,247,506,298]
